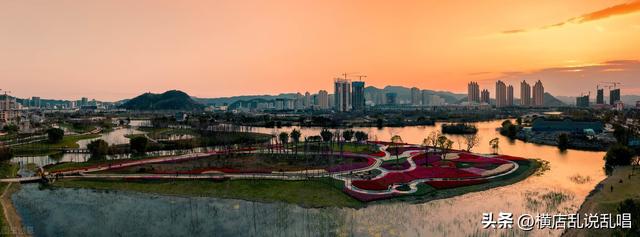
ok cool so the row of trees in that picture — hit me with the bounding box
[87,136,150,160]
[272,129,369,156]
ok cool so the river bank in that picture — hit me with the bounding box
[563,166,638,237]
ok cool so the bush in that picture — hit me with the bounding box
[130,136,149,154]
[87,139,109,160]
[2,125,19,134]
[47,128,64,143]
[0,146,13,161]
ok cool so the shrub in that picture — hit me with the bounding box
[0,146,13,161]
[130,136,149,154]
[47,128,64,143]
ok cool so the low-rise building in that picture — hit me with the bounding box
[531,118,604,133]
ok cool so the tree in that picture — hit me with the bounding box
[557,133,569,151]
[463,134,480,152]
[47,128,64,144]
[0,145,13,162]
[279,132,289,155]
[320,129,333,155]
[354,131,368,143]
[516,117,522,126]
[290,129,301,155]
[489,138,500,154]
[320,129,333,143]
[436,135,452,159]
[87,139,109,160]
[604,143,635,167]
[391,135,403,166]
[342,130,354,142]
[130,136,149,154]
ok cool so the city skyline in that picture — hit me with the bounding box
[2,1,640,100]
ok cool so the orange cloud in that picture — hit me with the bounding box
[503,0,640,34]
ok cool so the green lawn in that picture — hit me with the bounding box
[297,142,379,154]
[52,178,363,208]
[565,166,640,237]
[58,123,97,134]
[0,162,18,235]
[11,133,101,156]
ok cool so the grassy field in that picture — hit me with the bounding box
[52,178,364,208]
[11,133,101,156]
[0,162,19,235]
[564,166,640,237]
[298,143,379,154]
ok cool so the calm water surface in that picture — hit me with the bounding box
[12,120,606,237]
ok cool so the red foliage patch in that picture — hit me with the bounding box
[407,166,480,179]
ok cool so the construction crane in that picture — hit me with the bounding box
[339,72,367,81]
[600,81,622,89]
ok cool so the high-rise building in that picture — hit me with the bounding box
[610,88,621,105]
[421,90,430,106]
[467,81,480,104]
[294,93,304,110]
[317,90,329,109]
[596,89,604,104]
[351,81,365,111]
[334,79,351,112]
[532,80,544,107]
[520,80,531,106]
[81,97,88,106]
[31,96,41,108]
[481,89,490,104]
[495,80,507,107]
[385,93,397,105]
[410,87,421,105]
[507,85,514,106]
[304,92,311,108]
[576,95,590,107]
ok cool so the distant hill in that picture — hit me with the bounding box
[120,90,204,111]
[194,93,297,106]
[543,92,566,107]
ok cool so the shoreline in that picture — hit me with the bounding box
[562,166,635,237]
[1,183,30,237]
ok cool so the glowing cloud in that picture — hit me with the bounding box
[502,0,640,34]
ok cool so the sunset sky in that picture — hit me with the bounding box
[2,0,640,101]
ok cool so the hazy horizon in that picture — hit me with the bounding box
[2,0,640,101]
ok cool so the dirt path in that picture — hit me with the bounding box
[1,183,31,237]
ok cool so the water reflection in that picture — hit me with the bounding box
[76,128,145,149]
[12,120,607,237]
